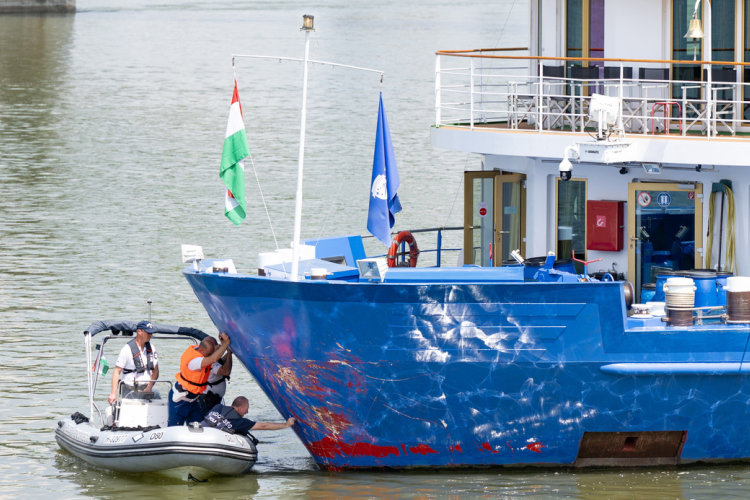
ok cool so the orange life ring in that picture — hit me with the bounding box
[387,231,419,268]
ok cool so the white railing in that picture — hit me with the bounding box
[435,50,750,140]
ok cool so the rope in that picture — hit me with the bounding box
[706,185,736,273]
[247,153,280,251]
[71,412,89,425]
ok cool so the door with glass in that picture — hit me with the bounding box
[628,182,703,300]
[463,172,526,266]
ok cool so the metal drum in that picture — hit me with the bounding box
[689,270,718,308]
[726,277,750,323]
[641,283,656,303]
[664,277,695,327]
[716,271,733,306]
[554,258,577,275]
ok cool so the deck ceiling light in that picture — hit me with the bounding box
[301,15,315,31]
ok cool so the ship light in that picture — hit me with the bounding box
[301,15,315,31]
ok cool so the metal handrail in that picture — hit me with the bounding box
[435,53,748,138]
[435,51,750,67]
[364,227,464,267]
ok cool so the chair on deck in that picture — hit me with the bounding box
[540,65,571,131]
[569,66,601,131]
[623,68,670,133]
[704,67,737,135]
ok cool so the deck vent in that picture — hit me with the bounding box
[576,431,686,467]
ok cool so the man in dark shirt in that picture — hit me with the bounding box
[202,396,296,436]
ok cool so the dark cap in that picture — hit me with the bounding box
[136,321,158,334]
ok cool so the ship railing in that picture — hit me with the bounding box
[435,50,750,140]
[363,226,463,267]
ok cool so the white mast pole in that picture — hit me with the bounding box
[291,17,314,281]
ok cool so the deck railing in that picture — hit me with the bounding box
[435,50,750,139]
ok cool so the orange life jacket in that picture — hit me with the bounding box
[175,346,211,395]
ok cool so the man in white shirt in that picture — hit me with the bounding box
[108,321,159,404]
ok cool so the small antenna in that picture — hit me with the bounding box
[147,298,152,322]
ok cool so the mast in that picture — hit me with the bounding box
[290,15,315,281]
[233,17,382,281]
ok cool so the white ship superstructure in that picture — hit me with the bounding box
[432,0,749,295]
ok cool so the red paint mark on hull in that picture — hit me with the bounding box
[401,444,407,455]
[481,442,499,453]
[526,442,546,453]
[448,444,463,453]
[409,444,438,455]
[308,437,401,459]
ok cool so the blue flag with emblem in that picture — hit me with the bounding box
[367,93,402,246]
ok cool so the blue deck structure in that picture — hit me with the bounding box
[184,261,750,469]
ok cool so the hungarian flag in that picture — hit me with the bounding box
[220,81,250,225]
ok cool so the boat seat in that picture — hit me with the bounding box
[117,396,169,428]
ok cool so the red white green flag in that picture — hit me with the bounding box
[220,81,250,226]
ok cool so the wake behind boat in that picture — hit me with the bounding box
[55,320,257,477]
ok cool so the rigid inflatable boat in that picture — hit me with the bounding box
[54,320,257,476]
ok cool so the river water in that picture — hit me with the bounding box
[2,1,750,498]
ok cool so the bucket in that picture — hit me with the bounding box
[258,251,284,276]
[716,271,733,306]
[664,277,695,327]
[310,268,328,280]
[726,277,750,323]
[689,270,718,308]
[641,283,656,303]
[654,271,680,302]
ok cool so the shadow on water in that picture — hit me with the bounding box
[0,14,73,179]
[53,449,261,500]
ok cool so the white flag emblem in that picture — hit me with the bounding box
[371,174,387,200]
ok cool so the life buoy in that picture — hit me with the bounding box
[387,231,419,268]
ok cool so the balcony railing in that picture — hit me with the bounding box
[435,49,750,140]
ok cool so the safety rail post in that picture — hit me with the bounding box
[618,61,624,133]
[682,86,687,137]
[538,60,543,133]
[707,61,713,140]
[435,55,442,127]
[437,229,443,267]
[470,57,475,130]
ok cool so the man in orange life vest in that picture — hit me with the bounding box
[168,332,231,426]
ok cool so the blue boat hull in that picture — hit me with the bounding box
[184,269,750,469]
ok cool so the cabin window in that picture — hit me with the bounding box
[556,178,587,272]
[712,0,736,62]
[566,0,604,94]
[566,0,584,60]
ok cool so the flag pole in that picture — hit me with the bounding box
[290,16,314,281]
